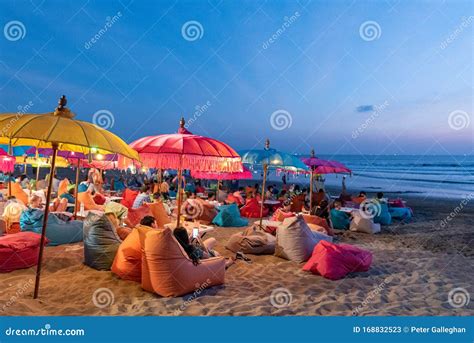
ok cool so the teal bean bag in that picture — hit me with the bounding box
[330,209,350,230]
[374,202,392,225]
[212,203,249,227]
[20,208,83,246]
[389,207,412,220]
[83,212,121,270]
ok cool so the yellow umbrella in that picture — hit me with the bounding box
[0,95,139,299]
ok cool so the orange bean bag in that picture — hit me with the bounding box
[125,206,152,228]
[302,214,333,236]
[120,189,139,209]
[10,182,28,206]
[290,194,305,213]
[140,227,225,297]
[58,178,70,197]
[112,226,151,282]
[147,201,171,228]
[240,198,268,218]
[78,191,104,211]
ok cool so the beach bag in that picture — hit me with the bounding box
[140,228,225,297]
[240,198,268,218]
[303,241,372,280]
[350,212,381,234]
[0,232,48,273]
[275,215,332,263]
[83,213,121,270]
[226,225,276,255]
[213,203,248,227]
[330,209,350,230]
[120,189,139,209]
[374,202,392,225]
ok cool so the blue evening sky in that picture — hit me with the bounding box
[0,0,472,155]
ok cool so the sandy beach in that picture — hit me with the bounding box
[1,195,472,316]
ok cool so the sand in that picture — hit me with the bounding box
[0,196,472,316]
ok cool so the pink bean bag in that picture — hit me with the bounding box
[303,240,372,280]
[0,232,48,273]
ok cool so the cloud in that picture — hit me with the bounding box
[356,105,374,113]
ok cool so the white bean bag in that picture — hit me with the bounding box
[350,212,381,234]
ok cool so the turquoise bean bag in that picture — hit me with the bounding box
[389,207,412,220]
[20,208,83,246]
[212,203,249,227]
[374,202,392,225]
[330,209,350,230]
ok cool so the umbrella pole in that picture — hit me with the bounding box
[7,141,12,197]
[33,142,58,299]
[309,169,314,212]
[259,164,268,227]
[73,158,80,219]
[176,167,183,228]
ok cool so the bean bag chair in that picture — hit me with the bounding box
[330,209,350,230]
[93,193,106,205]
[275,215,332,263]
[303,240,372,280]
[272,209,296,222]
[374,202,392,225]
[112,226,151,282]
[10,183,28,206]
[120,189,139,209]
[58,178,70,197]
[140,227,225,297]
[388,198,405,208]
[225,194,239,205]
[0,232,48,273]
[226,225,276,255]
[20,208,83,246]
[83,212,121,270]
[181,198,217,225]
[389,207,413,221]
[290,194,305,212]
[2,201,26,234]
[78,191,104,211]
[349,212,381,234]
[117,226,132,240]
[147,201,171,228]
[125,205,152,228]
[240,198,268,218]
[302,214,332,233]
[213,203,248,227]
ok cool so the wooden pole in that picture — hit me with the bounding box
[7,141,12,197]
[309,169,314,212]
[73,158,80,219]
[33,142,58,299]
[258,164,268,227]
[176,167,183,228]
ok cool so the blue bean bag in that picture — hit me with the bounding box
[389,207,412,220]
[330,209,350,230]
[212,203,249,227]
[20,208,83,246]
[83,212,121,270]
[374,202,392,225]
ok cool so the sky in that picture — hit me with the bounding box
[0,0,472,155]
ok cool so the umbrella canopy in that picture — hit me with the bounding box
[191,165,252,180]
[0,149,15,173]
[0,95,139,299]
[301,149,351,174]
[15,156,70,168]
[0,145,30,156]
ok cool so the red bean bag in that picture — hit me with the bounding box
[93,193,106,205]
[0,232,48,273]
[120,189,139,209]
[125,206,152,228]
[303,240,372,280]
[240,198,268,218]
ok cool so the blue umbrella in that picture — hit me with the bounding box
[238,139,309,226]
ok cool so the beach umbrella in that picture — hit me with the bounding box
[0,95,139,299]
[0,148,15,173]
[239,139,309,227]
[123,117,242,227]
[301,148,351,210]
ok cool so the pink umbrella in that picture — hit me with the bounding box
[191,165,252,180]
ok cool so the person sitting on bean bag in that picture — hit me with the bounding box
[330,201,351,230]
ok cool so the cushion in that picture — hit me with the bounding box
[147,201,171,228]
[0,232,48,272]
[330,209,350,230]
[350,212,381,234]
[213,203,248,227]
[303,240,372,280]
[140,227,225,297]
[226,225,276,255]
[20,208,83,246]
[83,213,122,270]
[275,215,332,263]
[240,198,268,218]
[302,214,331,233]
[112,226,151,282]
[120,189,139,209]
[272,209,296,222]
[374,202,392,225]
[78,191,103,211]
[125,206,152,228]
[10,183,28,206]
[93,193,106,205]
